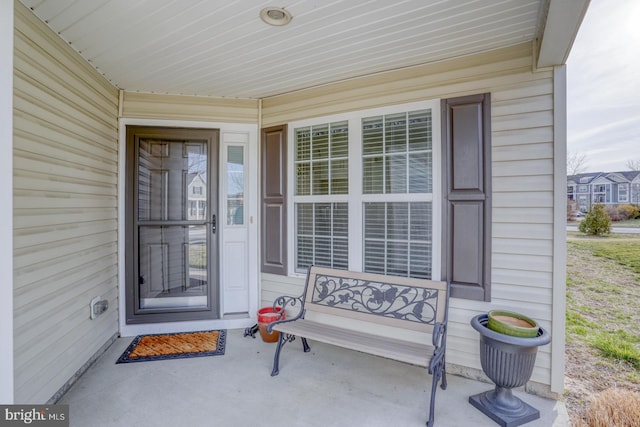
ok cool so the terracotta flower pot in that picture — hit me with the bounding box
[257,306,285,343]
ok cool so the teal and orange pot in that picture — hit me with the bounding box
[487,310,539,338]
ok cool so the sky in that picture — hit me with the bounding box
[566,0,640,173]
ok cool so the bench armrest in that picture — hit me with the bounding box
[267,295,306,333]
[428,321,447,374]
[432,322,446,348]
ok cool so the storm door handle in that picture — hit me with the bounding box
[211,214,217,234]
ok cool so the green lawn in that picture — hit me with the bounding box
[611,218,640,228]
[567,233,640,369]
[568,235,640,274]
[566,233,640,378]
[565,233,640,423]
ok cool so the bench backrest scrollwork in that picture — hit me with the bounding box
[304,266,448,334]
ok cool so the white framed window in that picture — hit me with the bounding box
[288,100,441,279]
[592,183,610,203]
[197,200,206,219]
[618,183,628,202]
[293,121,349,270]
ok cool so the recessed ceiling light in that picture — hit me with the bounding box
[260,7,292,26]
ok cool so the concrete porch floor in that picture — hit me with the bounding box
[59,329,569,427]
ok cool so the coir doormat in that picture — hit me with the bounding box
[116,330,226,363]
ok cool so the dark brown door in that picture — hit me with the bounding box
[126,126,219,324]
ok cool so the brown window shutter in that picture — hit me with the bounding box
[441,94,492,301]
[261,125,288,275]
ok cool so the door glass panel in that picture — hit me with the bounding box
[227,146,244,225]
[137,139,209,310]
[138,225,208,309]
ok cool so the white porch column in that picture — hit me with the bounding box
[551,65,567,395]
[0,0,15,404]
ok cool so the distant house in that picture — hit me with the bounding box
[187,174,207,221]
[568,171,640,212]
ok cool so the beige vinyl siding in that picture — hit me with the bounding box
[13,2,119,403]
[261,42,558,392]
[122,92,258,123]
[260,273,308,309]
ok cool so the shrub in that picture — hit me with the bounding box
[606,205,624,221]
[584,388,640,427]
[617,204,640,220]
[579,204,611,235]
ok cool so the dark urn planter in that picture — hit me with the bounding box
[469,314,551,427]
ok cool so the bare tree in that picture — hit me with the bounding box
[626,159,640,171]
[567,151,588,176]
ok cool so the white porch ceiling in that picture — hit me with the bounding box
[19,0,585,99]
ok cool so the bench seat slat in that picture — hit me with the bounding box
[273,319,433,367]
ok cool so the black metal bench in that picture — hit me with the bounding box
[268,265,450,427]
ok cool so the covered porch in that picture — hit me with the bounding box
[58,329,568,426]
[3,0,591,419]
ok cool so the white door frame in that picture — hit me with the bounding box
[118,118,259,337]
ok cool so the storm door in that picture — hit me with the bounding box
[125,126,219,323]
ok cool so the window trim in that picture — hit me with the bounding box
[286,100,441,278]
[592,182,610,204]
[618,183,628,202]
